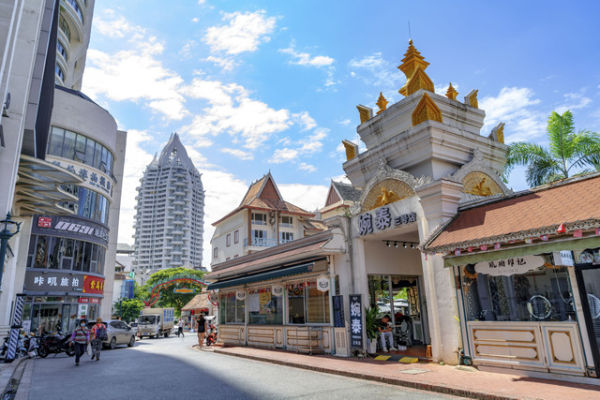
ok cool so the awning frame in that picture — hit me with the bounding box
[207,261,317,290]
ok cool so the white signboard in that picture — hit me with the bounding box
[553,250,574,267]
[475,255,545,276]
[317,276,330,292]
[236,290,246,301]
[271,284,284,297]
[77,304,88,318]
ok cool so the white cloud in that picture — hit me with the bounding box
[220,147,254,160]
[192,17,199,23]
[479,87,545,142]
[348,52,405,100]
[181,77,291,149]
[298,162,316,173]
[338,119,351,126]
[555,91,592,114]
[204,10,276,55]
[293,111,317,131]
[205,55,236,71]
[117,130,154,246]
[271,148,298,163]
[197,0,206,4]
[84,14,187,121]
[279,45,334,67]
[179,40,196,59]
[270,127,328,164]
[279,184,329,212]
[93,9,145,39]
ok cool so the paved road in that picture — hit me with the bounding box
[20,335,464,400]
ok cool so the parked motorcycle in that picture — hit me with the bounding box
[205,317,218,346]
[38,332,75,357]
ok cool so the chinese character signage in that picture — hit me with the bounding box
[349,294,363,348]
[357,206,417,236]
[47,158,113,198]
[24,270,84,293]
[32,215,109,246]
[83,275,105,294]
[474,255,545,277]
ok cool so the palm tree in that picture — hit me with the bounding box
[504,110,600,187]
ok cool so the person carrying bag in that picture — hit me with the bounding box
[70,320,89,366]
[90,318,107,361]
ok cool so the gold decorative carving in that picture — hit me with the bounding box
[376,92,388,115]
[362,178,415,211]
[446,83,458,100]
[356,105,372,123]
[489,122,505,144]
[549,330,576,364]
[463,172,502,197]
[465,89,479,108]
[398,40,435,97]
[411,93,442,126]
[341,140,358,161]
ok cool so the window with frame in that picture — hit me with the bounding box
[248,287,283,325]
[280,232,294,243]
[213,247,218,259]
[460,259,575,322]
[280,216,293,227]
[251,213,266,225]
[226,233,231,247]
[287,281,330,324]
[251,229,266,246]
[219,293,245,324]
[234,230,239,244]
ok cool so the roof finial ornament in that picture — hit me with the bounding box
[398,40,434,96]
[446,83,458,100]
[376,92,388,115]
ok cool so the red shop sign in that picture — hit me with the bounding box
[83,276,105,295]
[78,297,101,304]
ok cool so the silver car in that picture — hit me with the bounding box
[103,320,136,349]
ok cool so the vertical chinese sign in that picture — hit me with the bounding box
[349,294,363,348]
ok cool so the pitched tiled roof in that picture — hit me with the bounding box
[181,294,209,311]
[426,174,600,251]
[212,173,314,225]
[332,180,362,202]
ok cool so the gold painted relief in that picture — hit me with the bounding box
[342,140,358,161]
[446,83,458,100]
[376,92,388,115]
[356,105,372,123]
[463,172,502,197]
[411,93,442,126]
[363,179,415,211]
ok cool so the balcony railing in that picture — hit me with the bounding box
[243,238,278,248]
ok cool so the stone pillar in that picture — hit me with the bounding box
[417,179,463,363]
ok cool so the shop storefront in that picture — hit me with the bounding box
[21,214,107,333]
[424,174,600,379]
[211,260,334,353]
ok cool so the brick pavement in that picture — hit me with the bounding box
[213,346,600,400]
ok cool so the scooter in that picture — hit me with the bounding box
[38,332,75,357]
[205,316,218,346]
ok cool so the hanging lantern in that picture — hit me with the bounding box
[556,223,566,234]
[573,229,583,238]
[540,235,549,242]
[480,244,488,251]
[454,249,461,256]
[467,247,473,253]
[494,243,501,250]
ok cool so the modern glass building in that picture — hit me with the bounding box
[133,133,205,283]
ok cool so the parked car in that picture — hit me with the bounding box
[87,320,136,349]
[128,322,139,337]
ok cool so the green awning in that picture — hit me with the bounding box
[207,262,315,290]
[444,236,600,267]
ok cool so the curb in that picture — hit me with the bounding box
[1,358,28,400]
[213,349,521,400]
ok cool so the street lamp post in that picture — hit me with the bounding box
[0,213,21,289]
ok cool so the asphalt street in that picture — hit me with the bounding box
[19,335,465,400]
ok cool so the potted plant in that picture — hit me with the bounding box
[364,306,379,354]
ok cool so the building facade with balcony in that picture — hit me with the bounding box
[210,173,319,265]
[133,133,204,284]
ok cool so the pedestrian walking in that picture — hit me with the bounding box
[70,320,89,366]
[196,314,206,347]
[90,318,107,361]
[177,319,184,338]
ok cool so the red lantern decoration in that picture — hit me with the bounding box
[556,223,566,234]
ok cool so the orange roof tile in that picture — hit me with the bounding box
[427,174,600,250]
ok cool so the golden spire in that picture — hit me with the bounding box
[398,40,434,96]
[376,92,388,115]
[446,83,458,100]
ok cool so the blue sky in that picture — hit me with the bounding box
[81,0,600,264]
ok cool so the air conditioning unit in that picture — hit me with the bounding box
[268,211,276,225]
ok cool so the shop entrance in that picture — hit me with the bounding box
[575,263,600,377]
[368,274,427,355]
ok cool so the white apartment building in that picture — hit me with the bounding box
[133,133,205,283]
[210,173,320,265]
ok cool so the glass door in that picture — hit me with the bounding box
[578,266,600,376]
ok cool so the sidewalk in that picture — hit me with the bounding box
[213,346,600,400]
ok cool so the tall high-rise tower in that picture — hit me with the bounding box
[133,134,205,282]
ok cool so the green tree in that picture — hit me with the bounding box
[141,267,206,314]
[504,110,600,187]
[113,298,145,322]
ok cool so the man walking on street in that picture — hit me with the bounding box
[177,319,184,338]
[70,320,89,366]
[90,318,107,361]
